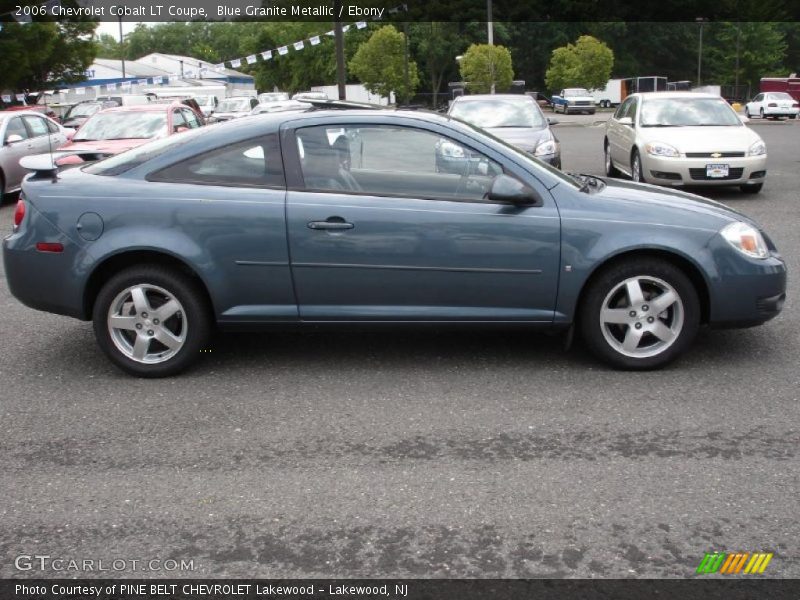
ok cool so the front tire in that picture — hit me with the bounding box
[631,149,645,183]
[579,258,700,370]
[745,107,751,118]
[92,265,211,377]
[740,183,763,194]
[604,141,619,177]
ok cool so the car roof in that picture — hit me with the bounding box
[100,103,181,113]
[633,92,722,100]
[0,110,52,119]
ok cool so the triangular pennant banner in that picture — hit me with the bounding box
[246,54,257,64]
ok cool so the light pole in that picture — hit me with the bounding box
[118,15,126,79]
[334,0,346,100]
[487,0,493,45]
[696,17,707,87]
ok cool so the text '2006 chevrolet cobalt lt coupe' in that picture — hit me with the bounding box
[3,108,787,376]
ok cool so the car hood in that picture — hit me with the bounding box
[588,176,756,228]
[636,125,761,151]
[58,138,150,154]
[484,126,552,152]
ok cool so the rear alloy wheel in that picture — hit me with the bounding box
[580,258,700,369]
[604,142,619,177]
[93,265,210,377]
[760,108,765,119]
[744,107,751,118]
[631,150,645,183]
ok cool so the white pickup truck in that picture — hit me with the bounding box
[551,88,596,114]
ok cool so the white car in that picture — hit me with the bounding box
[744,92,799,119]
[604,92,767,194]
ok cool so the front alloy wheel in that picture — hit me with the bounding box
[580,258,700,369]
[631,150,644,183]
[93,265,210,377]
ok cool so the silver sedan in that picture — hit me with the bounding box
[1,110,73,196]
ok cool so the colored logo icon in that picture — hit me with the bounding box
[696,552,773,574]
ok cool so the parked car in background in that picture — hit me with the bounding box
[604,92,767,193]
[257,92,290,104]
[744,92,799,119]
[446,94,561,168]
[292,91,329,102]
[95,94,151,107]
[525,91,553,109]
[5,109,786,376]
[250,100,307,115]
[192,94,219,117]
[207,97,258,123]
[0,110,73,196]
[61,100,119,129]
[56,102,202,163]
[551,88,596,114]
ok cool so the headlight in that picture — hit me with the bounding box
[534,139,557,156]
[748,140,766,156]
[720,222,769,259]
[438,140,465,158]
[644,142,680,157]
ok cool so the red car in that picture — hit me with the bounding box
[57,101,204,163]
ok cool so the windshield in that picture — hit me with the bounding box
[65,103,102,119]
[193,96,214,106]
[259,93,289,103]
[564,89,589,97]
[217,98,251,112]
[84,126,207,176]
[74,111,167,141]
[640,97,741,127]
[450,98,546,129]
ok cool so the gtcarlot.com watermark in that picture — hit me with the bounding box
[14,554,195,573]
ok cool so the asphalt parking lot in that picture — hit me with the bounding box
[1,121,798,579]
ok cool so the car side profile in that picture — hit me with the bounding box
[4,109,786,377]
[744,92,799,120]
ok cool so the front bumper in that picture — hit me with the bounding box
[642,153,767,187]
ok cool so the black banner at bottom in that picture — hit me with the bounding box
[3,579,800,600]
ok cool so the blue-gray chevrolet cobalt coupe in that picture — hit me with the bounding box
[3,108,787,377]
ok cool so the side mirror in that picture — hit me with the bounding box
[487,174,541,206]
[547,117,559,125]
[5,134,24,145]
[618,116,633,126]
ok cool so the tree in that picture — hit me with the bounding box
[459,43,514,94]
[410,22,466,108]
[705,23,788,93]
[349,25,419,102]
[0,21,97,96]
[545,35,613,92]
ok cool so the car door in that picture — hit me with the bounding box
[751,93,764,113]
[607,97,633,165]
[282,118,561,322]
[2,116,33,191]
[23,115,65,154]
[613,96,638,168]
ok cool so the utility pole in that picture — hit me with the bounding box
[403,22,410,105]
[696,17,706,87]
[487,0,493,45]
[334,0,346,100]
[118,15,126,79]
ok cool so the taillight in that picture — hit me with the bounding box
[13,198,26,229]
[35,242,64,253]
[793,103,799,108]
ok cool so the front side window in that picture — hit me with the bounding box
[74,111,167,141]
[148,134,284,188]
[640,97,741,127]
[172,109,187,132]
[183,109,201,129]
[614,98,632,119]
[295,125,504,202]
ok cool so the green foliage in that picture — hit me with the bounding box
[545,35,613,92]
[0,21,97,93]
[409,22,466,107]
[349,25,419,102]
[705,23,789,91]
[459,44,514,93]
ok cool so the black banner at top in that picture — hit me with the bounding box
[3,579,800,600]
[1,0,800,22]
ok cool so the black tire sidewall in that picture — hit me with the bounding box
[579,258,701,370]
[92,265,210,377]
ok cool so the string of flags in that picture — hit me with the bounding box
[218,20,369,71]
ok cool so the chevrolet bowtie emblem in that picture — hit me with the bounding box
[711,152,722,158]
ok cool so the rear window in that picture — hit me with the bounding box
[83,127,207,176]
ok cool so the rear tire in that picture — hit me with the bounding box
[760,108,765,119]
[579,258,700,370]
[740,183,763,194]
[92,265,211,377]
